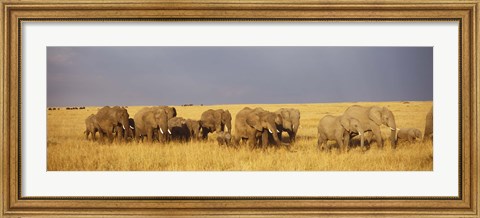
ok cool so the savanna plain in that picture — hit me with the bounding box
[47,101,433,171]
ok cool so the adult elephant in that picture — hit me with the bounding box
[84,114,100,141]
[200,109,232,139]
[168,117,190,142]
[424,106,433,141]
[317,115,364,152]
[233,107,282,148]
[134,106,170,143]
[95,106,130,143]
[275,108,300,143]
[342,105,397,149]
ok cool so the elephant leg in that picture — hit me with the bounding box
[98,131,103,143]
[85,130,90,140]
[317,136,325,150]
[182,132,188,143]
[359,132,364,150]
[92,130,97,141]
[146,129,153,143]
[106,131,113,143]
[201,128,209,140]
[371,126,383,148]
[261,131,269,147]
[135,129,141,143]
[115,126,123,142]
[336,131,346,152]
[342,131,350,152]
[248,131,257,148]
[101,131,108,144]
[232,135,240,147]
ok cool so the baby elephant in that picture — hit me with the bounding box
[216,131,232,146]
[397,128,422,142]
[84,114,100,141]
[317,115,364,152]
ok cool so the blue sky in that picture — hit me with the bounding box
[47,46,433,107]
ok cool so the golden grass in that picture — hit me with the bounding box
[47,101,433,171]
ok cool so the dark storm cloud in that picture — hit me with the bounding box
[47,46,433,107]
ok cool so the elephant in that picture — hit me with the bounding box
[133,106,170,143]
[113,118,136,140]
[397,128,422,143]
[168,117,190,142]
[95,106,130,143]
[342,105,397,149]
[200,109,232,139]
[233,107,282,148]
[126,118,135,139]
[216,131,232,146]
[424,107,433,141]
[84,114,100,141]
[185,119,202,141]
[275,108,301,143]
[317,115,364,152]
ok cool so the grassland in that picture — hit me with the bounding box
[47,101,433,171]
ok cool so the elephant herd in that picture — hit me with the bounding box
[317,105,433,152]
[84,104,433,151]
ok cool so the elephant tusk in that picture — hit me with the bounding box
[160,128,164,134]
[276,129,280,133]
[390,127,395,131]
[168,129,172,134]
[292,125,294,129]
[129,126,134,130]
[268,129,273,134]
[122,125,126,130]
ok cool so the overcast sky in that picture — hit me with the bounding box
[47,46,432,107]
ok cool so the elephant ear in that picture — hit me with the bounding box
[221,110,231,123]
[368,107,383,126]
[275,113,283,126]
[294,109,300,118]
[340,116,351,132]
[280,110,290,125]
[185,120,191,129]
[170,107,177,118]
[246,113,263,131]
[224,110,232,119]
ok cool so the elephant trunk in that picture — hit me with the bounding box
[270,128,281,147]
[121,118,129,140]
[390,129,397,149]
[226,122,232,134]
[159,122,169,143]
[357,127,364,149]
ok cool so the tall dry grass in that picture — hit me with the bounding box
[47,101,432,171]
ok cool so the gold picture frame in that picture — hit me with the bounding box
[1,0,478,217]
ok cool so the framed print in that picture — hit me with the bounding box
[1,0,478,217]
